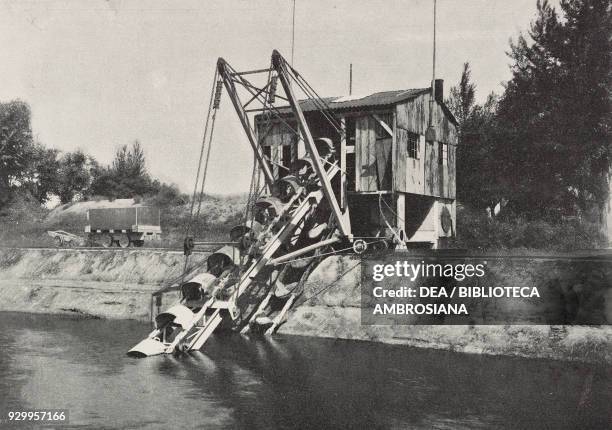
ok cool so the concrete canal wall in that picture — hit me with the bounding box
[283,255,612,364]
[0,248,205,320]
[0,248,610,364]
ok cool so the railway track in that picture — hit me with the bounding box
[2,246,612,259]
[0,246,211,254]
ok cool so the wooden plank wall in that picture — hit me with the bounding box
[395,129,424,194]
[258,121,297,180]
[355,116,377,192]
[395,93,457,199]
[446,140,456,200]
[424,139,438,196]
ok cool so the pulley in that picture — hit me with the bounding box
[353,239,368,254]
[213,80,223,109]
[183,236,195,256]
[268,75,278,104]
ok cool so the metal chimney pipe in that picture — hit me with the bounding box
[435,79,444,103]
[426,0,437,142]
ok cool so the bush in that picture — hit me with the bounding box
[144,183,187,208]
[0,191,53,247]
[159,194,247,247]
[454,205,606,251]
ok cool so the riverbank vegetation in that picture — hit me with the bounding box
[447,0,610,250]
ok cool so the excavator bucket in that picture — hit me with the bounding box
[128,305,195,357]
[127,338,167,358]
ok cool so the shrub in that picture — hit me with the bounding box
[0,191,53,247]
[454,205,606,251]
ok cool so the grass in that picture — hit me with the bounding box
[0,192,247,248]
[452,205,606,251]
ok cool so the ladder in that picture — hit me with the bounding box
[128,169,338,357]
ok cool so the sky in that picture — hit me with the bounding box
[0,0,551,195]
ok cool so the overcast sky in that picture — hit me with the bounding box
[0,0,551,195]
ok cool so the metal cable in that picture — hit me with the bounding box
[300,261,361,302]
[179,70,221,290]
[184,68,219,239]
[378,193,403,244]
[194,90,221,221]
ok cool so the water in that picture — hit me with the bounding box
[0,312,609,429]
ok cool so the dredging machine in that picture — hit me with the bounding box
[128,49,458,357]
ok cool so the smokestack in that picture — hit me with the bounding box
[349,63,353,95]
[434,79,443,103]
[426,0,437,142]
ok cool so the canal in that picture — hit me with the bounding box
[0,312,609,429]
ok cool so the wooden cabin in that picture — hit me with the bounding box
[255,79,458,249]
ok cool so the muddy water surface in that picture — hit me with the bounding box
[0,312,609,429]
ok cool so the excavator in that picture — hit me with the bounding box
[128,50,384,357]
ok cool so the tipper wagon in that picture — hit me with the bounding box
[85,206,161,247]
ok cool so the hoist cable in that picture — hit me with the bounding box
[179,69,221,287]
[300,261,361,302]
[283,60,344,134]
[378,193,403,244]
[185,68,219,238]
[194,86,221,221]
[244,151,258,223]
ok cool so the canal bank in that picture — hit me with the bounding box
[0,247,610,364]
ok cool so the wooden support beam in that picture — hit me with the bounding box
[340,117,347,210]
[265,294,296,335]
[396,193,406,238]
[372,113,393,137]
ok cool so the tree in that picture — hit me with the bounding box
[0,100,35,206]
[496,0,611,219]
[112,140,147,178]
[446,62,476,135]
[24,143,61,204]
[446,64,501,210]
[55,150,98,204]
[555,0,611,216]
[91,140,155,199]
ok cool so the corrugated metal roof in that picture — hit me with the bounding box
[275,88,430,114]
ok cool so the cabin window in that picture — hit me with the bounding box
[438,142,448,166]
[345,117,356,146]
[407,132,419,159]
[374,112,393,139]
